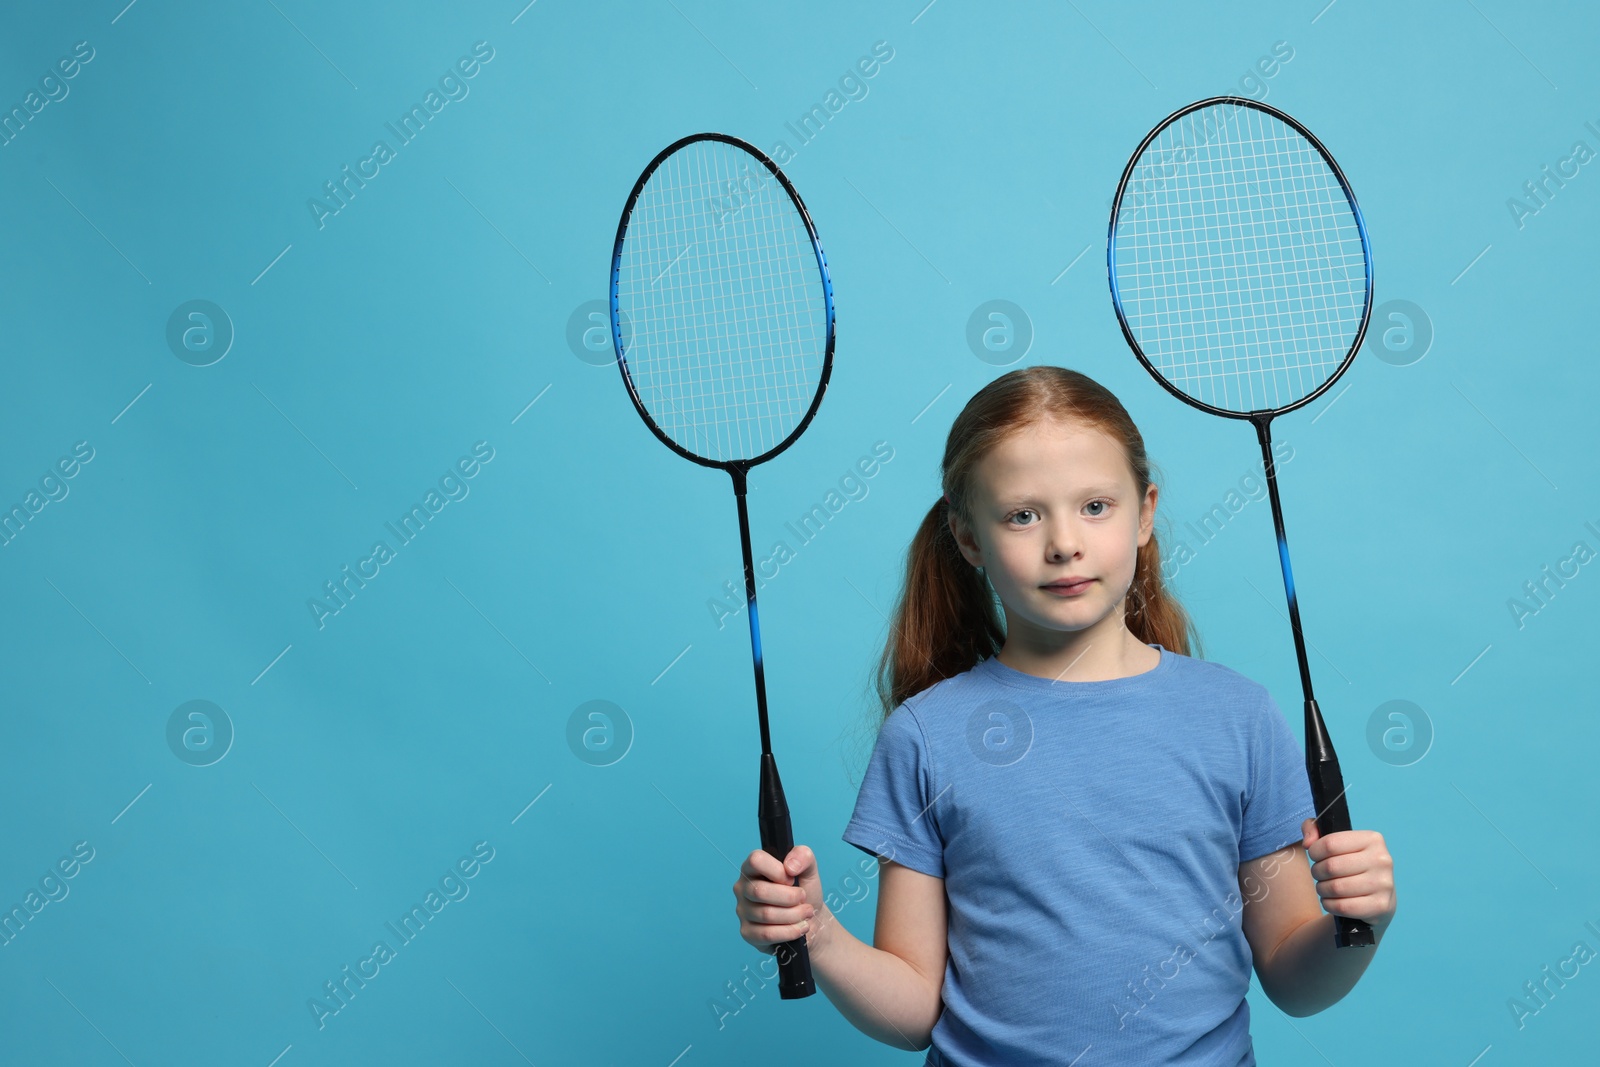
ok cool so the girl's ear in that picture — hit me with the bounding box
[948,511,984,567]
[1137,482,1158,547]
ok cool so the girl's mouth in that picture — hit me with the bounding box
[1041,579,1094,596]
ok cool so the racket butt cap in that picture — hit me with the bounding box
[1334,916,1377,949]
[776,941,817,999]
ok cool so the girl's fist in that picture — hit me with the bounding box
[733,844,824,954]
[1300,819,1397,929]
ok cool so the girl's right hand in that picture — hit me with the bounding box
[733,844,822,954]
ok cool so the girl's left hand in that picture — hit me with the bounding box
[1300,818,1397,931]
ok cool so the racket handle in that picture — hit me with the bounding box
[1304,699,1376,949]
[758,753,816,999]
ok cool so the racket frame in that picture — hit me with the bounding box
[609,132,836,994]
[609,131,837,475]
[1106,95,1374,422]
[1106,97,1378,948]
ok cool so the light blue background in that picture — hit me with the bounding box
[1,1,1595,1064]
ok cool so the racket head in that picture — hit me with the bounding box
[610,132,836,470]
[1107,96,1373,420]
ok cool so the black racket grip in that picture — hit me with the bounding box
[758,753,816,999]
[1305,701,1376,949]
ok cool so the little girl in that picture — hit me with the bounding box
[733,366,1396,1066]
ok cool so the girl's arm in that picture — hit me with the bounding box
[1238,819,1397,1017]
[810,853,947,1049]
[735,845,946,1050]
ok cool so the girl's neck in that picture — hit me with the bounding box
[996,623,1160,684]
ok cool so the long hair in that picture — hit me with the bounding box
[872,365,1200,719]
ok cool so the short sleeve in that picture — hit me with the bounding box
[1238,689,1317,863]
[841,704,946,878]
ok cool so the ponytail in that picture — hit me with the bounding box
[872,495,1005,713]
[1124,500,1199,664]
[871,365,1200,723]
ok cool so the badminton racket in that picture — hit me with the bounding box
[1107,96,1375,948]
[610,132,836,994]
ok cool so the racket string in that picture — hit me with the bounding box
[1112,102,1367,413]
[617,140,828,463]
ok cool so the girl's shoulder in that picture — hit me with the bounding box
[894,658,994,714]
[1155,649,1279,713]
[1164,649,1269,692]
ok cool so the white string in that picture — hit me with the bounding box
[616,141,828,462]
[1112,103,1367,413]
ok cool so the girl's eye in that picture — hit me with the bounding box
[1007,509,1037,527]
[1085,500,1108,517]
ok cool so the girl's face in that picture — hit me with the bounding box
[949,418,1156,652]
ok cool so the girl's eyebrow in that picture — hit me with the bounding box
[996,485,1123,503]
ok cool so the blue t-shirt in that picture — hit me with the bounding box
[841,644,1315,1067]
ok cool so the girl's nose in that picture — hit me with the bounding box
[1046,523,1079,561]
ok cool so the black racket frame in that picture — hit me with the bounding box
[610,132,837,995]
[1107,96,1377,948]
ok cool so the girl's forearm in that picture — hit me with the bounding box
[1260,913,1390,1016]
[804,904,943,1050]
